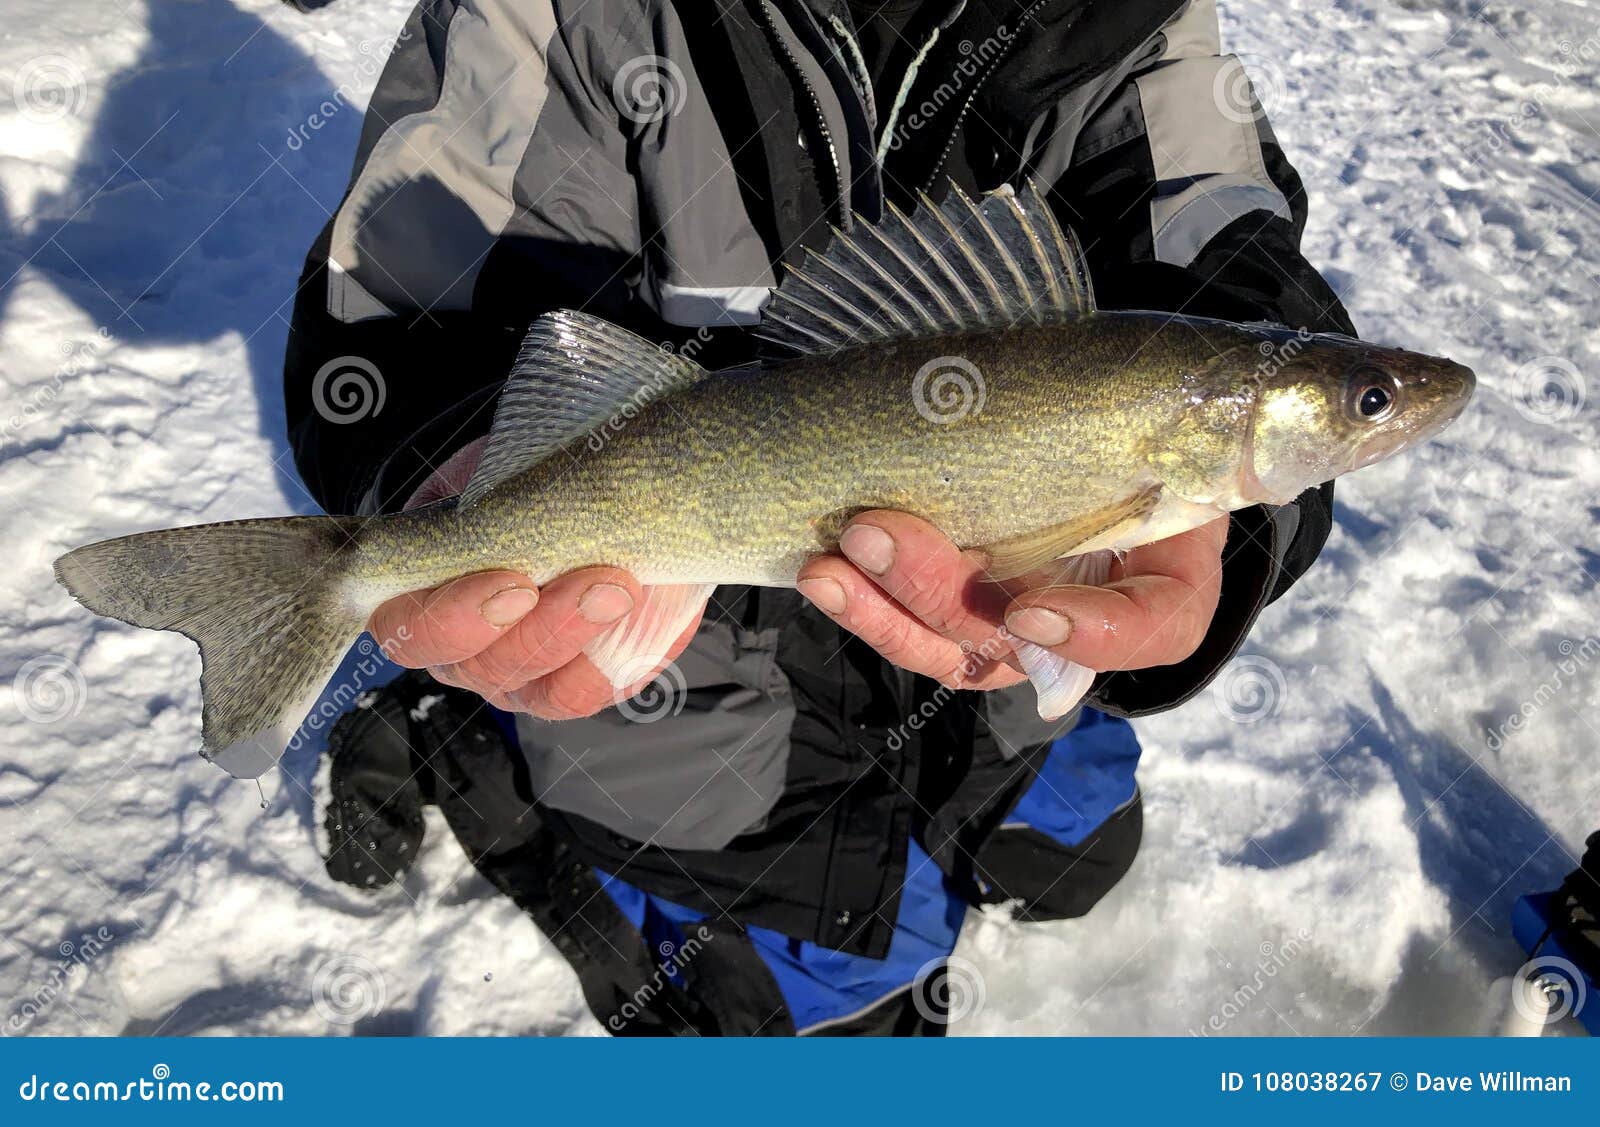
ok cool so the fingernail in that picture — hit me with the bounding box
[480,586,538,628]
[1006,606,1071,647]
[839,524,894,575]
[797,577,847,616]
[578,583,634,624]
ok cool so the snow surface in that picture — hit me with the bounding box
[1,0,1597,1036]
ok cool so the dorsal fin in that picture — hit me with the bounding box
[755,180,1095,357]
[461,311,706,506]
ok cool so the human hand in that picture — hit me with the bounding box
[368,438,701,720]
[794,511,1227,690]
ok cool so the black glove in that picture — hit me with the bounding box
[322,668,529,887]
[1552,830,1600,967]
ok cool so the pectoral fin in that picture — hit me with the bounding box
[1007,551,1118,721]
[977,486,1161,582]
[1013,641,1097,721]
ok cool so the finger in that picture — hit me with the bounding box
[1106,514,1230,586]
[831,511,1005,648]
[442,567,640,694]
[797,554,1023,689]
[425,663,467,690]
[950,657,1029,692]
[511,614,702,721]
[1003,519,1227,671]
[370,570,540,669]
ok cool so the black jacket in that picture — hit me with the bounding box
[285,0,1355,958]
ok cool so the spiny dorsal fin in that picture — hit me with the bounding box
[755,180,1095,357]
[461,311,707,507]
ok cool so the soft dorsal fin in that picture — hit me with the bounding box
[754,180,1095,357]
[461,310,707,506]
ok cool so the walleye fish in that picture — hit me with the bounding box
[54,183,1474,778]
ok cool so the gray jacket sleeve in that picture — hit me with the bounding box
[285,0,799,848]
[321,0,774,332]
[286,0,794,515]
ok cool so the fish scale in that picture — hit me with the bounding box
[53,182,1474,779]
[362,319,1234,595]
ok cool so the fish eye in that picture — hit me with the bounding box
[1345,366,1397,423]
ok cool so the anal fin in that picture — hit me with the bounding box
[977,485,1160,583]
[584,583,717,694]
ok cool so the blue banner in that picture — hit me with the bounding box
[2,1038,1593,1124]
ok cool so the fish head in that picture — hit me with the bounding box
[1245,332,1476,504]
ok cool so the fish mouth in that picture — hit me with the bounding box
[1353,431,1408,470]
[1437,364,1476,425]
[1354,362,1475,469]
[1424,360,1476,426]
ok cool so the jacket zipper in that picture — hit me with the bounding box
[920,0,1058,194]
[757,1,847,228]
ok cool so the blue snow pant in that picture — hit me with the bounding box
[320,669,1143,1035]
[595,708,1143,1035]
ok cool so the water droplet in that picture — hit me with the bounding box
[483,972,493,982]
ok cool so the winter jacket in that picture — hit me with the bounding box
[285,0,1356,960]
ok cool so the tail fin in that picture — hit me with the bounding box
[54,515,368,778]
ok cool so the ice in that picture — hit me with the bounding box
[0,0,1596,1035]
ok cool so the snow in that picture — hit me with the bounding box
[1,0,1597,1036]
